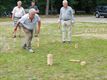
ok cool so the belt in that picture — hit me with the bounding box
[62,19,71,21]
[14,17,21,19]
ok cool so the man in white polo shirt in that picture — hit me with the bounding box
[12,0,25,38]
[14,9,41,53]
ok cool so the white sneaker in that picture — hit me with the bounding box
[28,49,34,53]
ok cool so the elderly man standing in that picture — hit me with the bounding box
[59,0,74,43]
[14,9,41,53]
[12,0,25,38]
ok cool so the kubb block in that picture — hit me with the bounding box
[47,54,53,66]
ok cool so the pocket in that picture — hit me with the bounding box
[66,21,72,26]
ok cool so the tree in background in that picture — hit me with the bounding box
[46,0,49,15]
[0,0,107,16]
[96,0,107,5]
[0,0,15,16]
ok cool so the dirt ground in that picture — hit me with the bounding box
[0,16,107,27]
[0,15,107,40]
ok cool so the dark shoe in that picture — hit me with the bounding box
[22,44,27,49]
[35,34,38,37]
[19,35,21,38]
[13,35,16,38]
[62,41,66,43]
[68,41,71,43]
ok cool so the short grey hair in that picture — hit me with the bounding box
[29,8,36,14]
[63,0,68,4]
[17,1,22,4]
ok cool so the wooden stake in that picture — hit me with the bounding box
[80,61,86,66]
[75,43,78,48]
[36,37,40,47]
[47,54,53,66]
[69,59,80,63]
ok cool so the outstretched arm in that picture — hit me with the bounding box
[59,8,62,22]
[12,13,15,20]
[37,20,41,34]
[35,20,41,37]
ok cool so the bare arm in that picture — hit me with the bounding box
[37,20,41,34]
[12,13,15,20]
[35,20,41,37]
[36,10,39,13]
[14,22,20,32]
[59,8,62,21]
[12,7,15,20]
[58,8,62,25]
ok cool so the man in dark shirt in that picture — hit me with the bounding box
[29,1,39,13]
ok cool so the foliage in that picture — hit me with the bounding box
[0,0,107,16]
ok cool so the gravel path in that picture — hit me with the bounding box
[0,16,107,27]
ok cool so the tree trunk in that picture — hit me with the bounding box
[46,0,49,15]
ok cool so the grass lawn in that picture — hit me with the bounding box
[0,18,11,22]
[0,22,107,80]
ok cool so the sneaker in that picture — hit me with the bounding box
[28,48,34,53]
[35,34,38,37]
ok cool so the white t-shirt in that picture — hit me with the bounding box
[12,6,25,17]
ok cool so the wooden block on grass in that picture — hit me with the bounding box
[47,54,53,66]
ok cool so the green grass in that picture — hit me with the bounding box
[0,18,11,22]
[0,23,107,80]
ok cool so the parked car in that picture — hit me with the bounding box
[95,6,107,18]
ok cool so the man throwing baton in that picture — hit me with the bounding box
[14,8,41,53]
